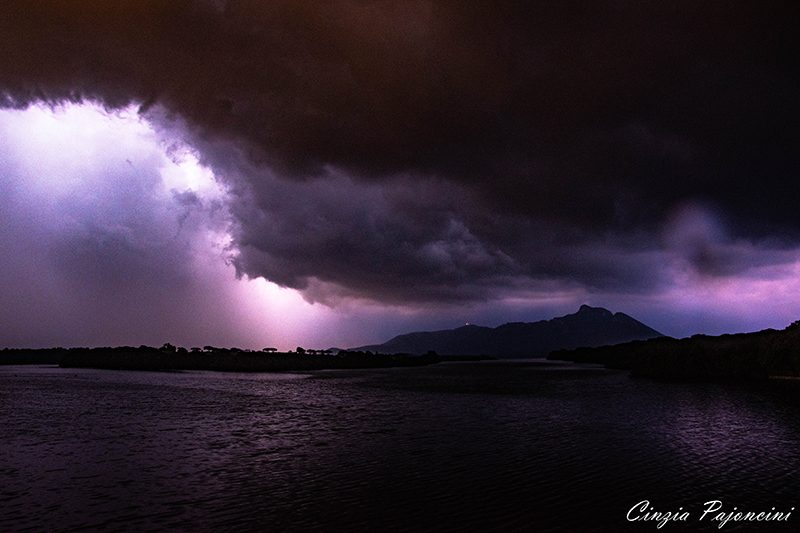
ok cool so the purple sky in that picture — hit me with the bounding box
[1,2,799,350]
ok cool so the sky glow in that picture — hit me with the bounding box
[0,103,336,350]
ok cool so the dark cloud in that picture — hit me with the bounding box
[1,1,798,306]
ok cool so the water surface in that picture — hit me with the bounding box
[2,361,799,531]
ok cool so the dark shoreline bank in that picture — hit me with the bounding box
[549,322,800,381]
[8,321,800,382]
[1,347,440,372]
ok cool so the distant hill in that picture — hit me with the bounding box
[353,305,663,357]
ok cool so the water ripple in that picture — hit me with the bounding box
[1,364,799,531]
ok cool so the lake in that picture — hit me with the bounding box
[2,361,799,531]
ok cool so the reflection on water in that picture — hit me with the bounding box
[1,362,799,531]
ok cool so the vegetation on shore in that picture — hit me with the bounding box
[1,345,439,372]
[549,321,800,380]
[0,347,68,365]
[8,318,800,381]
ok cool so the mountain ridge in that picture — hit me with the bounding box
[353,304,663,357]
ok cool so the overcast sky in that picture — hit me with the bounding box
[1,1,799,349]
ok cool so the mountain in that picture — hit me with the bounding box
[353,305,663,357]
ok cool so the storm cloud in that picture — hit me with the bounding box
[1,1,799,339]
